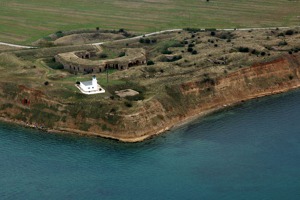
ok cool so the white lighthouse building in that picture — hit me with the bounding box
[76,76,105,94]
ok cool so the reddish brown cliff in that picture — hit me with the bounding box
[1,53,300,142]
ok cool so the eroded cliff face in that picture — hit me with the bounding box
[1,53,300,141]
[112,53,300,140]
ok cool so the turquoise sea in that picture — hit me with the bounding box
[1,90,300,200]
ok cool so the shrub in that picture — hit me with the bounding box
[161,55,182,62]
[124,101,133,107]
[285,30,294,35]
[210,31,216,36]
[147,60,155,65]
[188,43,194,48]
[205,28,217,32]
[145,38,151,44]
[278,41,288,46]
[187,47,193,52]
[161,49,172,54]
[118,52,126,57]
[218,32,234,40]
[122,31,131,37]
[104,114,120,125]
[201,77,215,85]
[183,28,202,33]
[251,49,257,55]
[192,50,198,54]
[99,53,108,58]
[55,31,64,38]
[102,124,109,131]
[79,123,91,131]
[44,81,49,86]
[260,52,266,56]
[139,38,145,43]
[238,47,249,53]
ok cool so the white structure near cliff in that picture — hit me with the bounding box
[76,76,105,94]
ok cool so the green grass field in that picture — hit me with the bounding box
[1,0,300,44]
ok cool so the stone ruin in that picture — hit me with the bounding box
[54,48,146,73]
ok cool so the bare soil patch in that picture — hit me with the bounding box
[115,89,139,97]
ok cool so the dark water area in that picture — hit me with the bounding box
[1,90,300,200]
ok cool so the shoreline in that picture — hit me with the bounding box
[1,84,299,143]
[138,83,300,142]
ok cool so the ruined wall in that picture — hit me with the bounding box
[54,48,146,73]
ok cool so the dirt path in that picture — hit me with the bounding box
[1,26,298,48]
[0,42,35,49]
[92,26,298,46]
[92,29,183,45]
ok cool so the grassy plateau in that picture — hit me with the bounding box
[1,0,300,44]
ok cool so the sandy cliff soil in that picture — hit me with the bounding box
[1,53,300,142]
[108,53,300,141]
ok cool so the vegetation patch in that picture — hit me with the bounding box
[44,58,64,69]
[79,122,91,131]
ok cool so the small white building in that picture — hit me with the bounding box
[76,76,105,94]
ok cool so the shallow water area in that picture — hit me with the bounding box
[1,90,300,199]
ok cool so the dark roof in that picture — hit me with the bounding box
[81,80,93,86]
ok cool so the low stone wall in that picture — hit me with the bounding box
[55,48,146,73]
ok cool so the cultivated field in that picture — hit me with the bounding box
[1,0,300,44]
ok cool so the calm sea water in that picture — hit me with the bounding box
[1,90,300,200]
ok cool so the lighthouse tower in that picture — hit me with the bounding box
[77,75,105,94]
[92,75,97,88]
